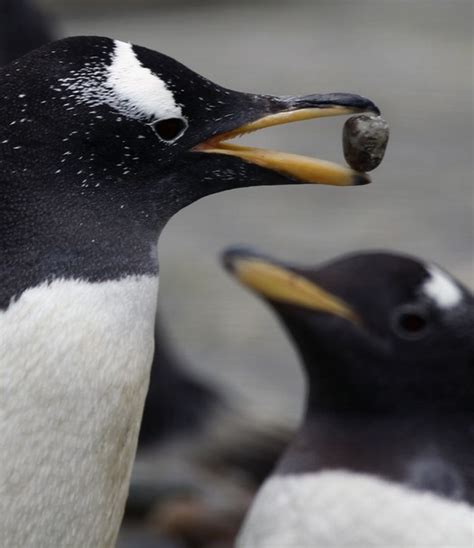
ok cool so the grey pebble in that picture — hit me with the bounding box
[343,114,389,172]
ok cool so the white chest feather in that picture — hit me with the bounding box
[238,471,474,547]
[0,275,159,548]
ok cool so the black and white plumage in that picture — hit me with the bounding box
[0,37,379,547]
[223,249,474,547]
[0,36,378,305]
[0,1,287,519]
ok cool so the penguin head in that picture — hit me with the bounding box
[223,248,474,413]
[0,36,378,229]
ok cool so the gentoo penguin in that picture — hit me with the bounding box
[0,37,378,547]
[223,248,474,547]
[0,16,295,544]
[0,0,286,510]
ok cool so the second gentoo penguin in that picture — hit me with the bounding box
[0,37,379,547]
[223,249,474,547]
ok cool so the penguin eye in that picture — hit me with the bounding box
[391,305,429,340]
[151,117,188,142]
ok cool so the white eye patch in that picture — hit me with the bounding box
[422,265,463,310]
[58,40,184,126]
[107,41,183,122]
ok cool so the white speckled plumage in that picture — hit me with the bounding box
[0,275,158,548]
[58,40,183,123]
[108,40,182,121]
[237,471,474,548]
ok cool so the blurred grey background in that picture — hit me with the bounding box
[37,0,473,424]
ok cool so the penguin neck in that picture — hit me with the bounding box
[0,169,170,308]
[277,409,474,505]
[276,331,474,504]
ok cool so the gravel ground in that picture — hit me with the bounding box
[51,0,473,423]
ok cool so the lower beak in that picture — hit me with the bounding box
[194,92,380,186]
[222,247,361,325]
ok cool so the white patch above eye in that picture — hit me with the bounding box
[58,40,183,123]
[107,41,182,121]
[422,265,463,310]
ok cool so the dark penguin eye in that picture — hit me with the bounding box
[391,305,430,340]
[151,117,188,142]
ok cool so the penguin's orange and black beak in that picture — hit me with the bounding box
[222,247,361,325]
[194,93,379,187]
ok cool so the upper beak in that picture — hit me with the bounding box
[222,247,361,325]
[194,92,380,187]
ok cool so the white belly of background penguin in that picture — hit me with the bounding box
[0,36,379,546]
[238,471,474,547]
[0,276,158,547]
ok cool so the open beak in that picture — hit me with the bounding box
[194,93,380,187]
[223,247,361,325]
